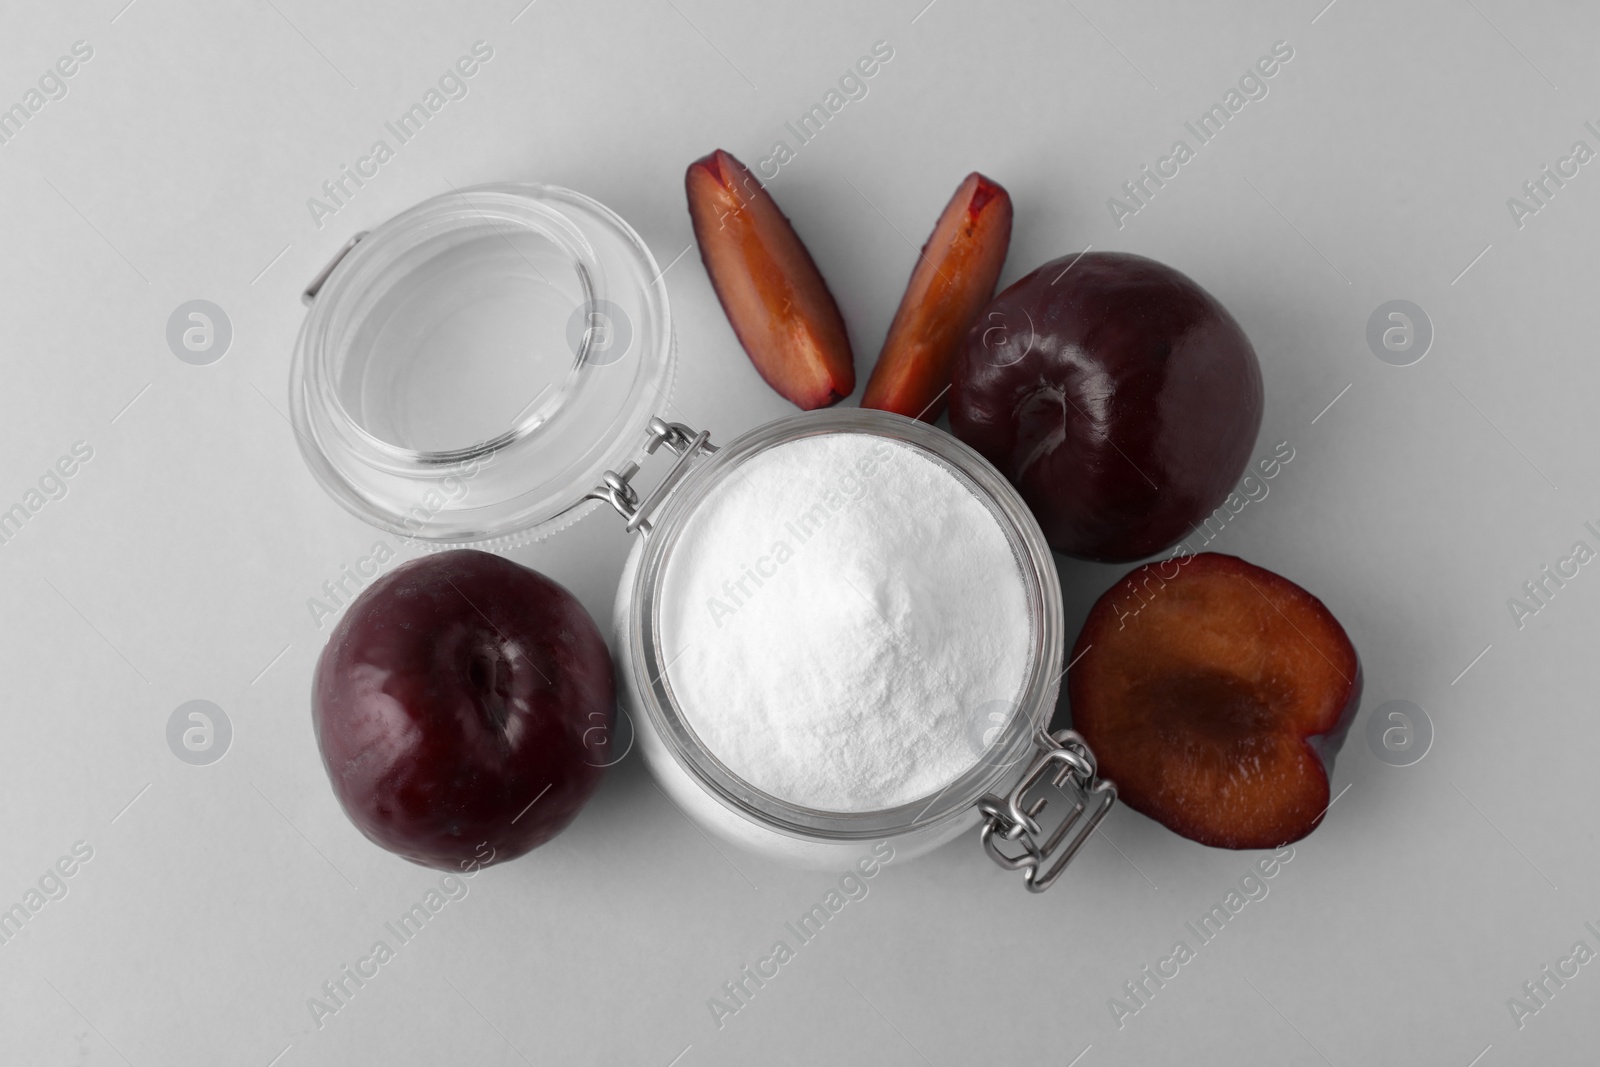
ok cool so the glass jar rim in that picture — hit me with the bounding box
[622,409,1065,842]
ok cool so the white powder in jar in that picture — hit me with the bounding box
[657,431,1034,812]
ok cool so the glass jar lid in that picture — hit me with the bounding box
[289,184,675,547]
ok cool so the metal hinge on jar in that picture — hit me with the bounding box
[977,729,1116,893]
[586,417,715,535]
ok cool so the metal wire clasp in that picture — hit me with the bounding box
[585,417,714,535]
[977,728,1116,893]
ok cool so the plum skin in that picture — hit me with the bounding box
[951,251,1263,563]
[312,550,614,870]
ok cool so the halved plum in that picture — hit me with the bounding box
[861,172,1012,421]
[1070,553,1361,849]
[686,149,855,409]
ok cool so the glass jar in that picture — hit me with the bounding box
[290,184,1115,892]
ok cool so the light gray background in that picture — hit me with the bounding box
[0,1,1591,1064]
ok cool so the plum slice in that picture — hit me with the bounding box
[861,172,1012,421]
[686,148,855,409]
[1070,553,1361,849]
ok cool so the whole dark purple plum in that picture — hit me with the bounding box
[950,251,1263,563]
[312,549,614,870]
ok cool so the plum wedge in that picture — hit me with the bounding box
[862,172,1012,421]
[1070,553,1361,850]
[686,149,854,409]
